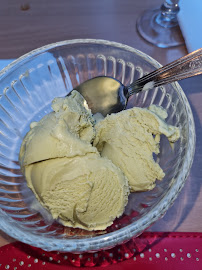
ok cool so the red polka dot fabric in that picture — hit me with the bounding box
[0,232,202,269]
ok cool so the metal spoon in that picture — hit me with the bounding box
[73,48,202,116]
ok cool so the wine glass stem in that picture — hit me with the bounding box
[155,0,180,28]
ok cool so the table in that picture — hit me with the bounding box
[0,0,201,247]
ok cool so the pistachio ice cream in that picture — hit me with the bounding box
[19,90,180,230]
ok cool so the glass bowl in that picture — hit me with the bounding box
[0,39,195,253]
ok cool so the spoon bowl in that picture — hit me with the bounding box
[75,76,127,115]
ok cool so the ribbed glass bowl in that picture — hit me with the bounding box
[0,39,195,253]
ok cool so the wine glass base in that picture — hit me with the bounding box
[137,8,185,48]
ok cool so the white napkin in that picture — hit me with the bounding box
[178,0,202,52]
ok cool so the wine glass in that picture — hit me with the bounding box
[136,0,185,48]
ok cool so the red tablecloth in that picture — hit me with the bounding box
[0,232,201,269]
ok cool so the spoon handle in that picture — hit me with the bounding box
[126,48,202,96]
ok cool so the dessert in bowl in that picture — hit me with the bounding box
[0,39,195,252]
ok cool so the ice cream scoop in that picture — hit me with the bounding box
[73,48,202,116]
[25,154,129,231]
[94,105,180,192]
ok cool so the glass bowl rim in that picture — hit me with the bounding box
[0,39,196,252]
